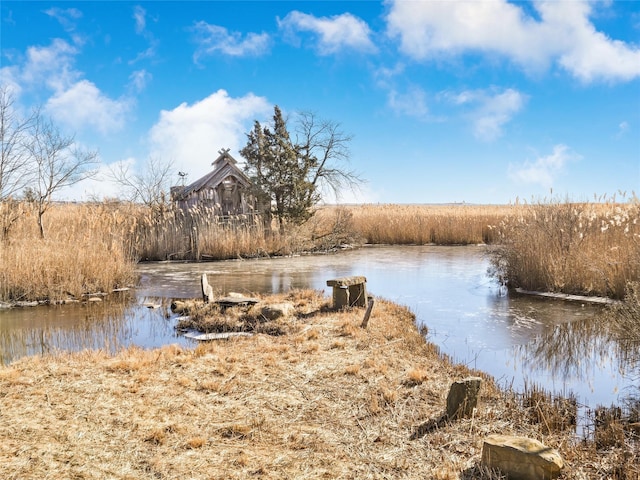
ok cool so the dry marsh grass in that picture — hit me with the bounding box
[0,202,136,302]
[1,291,637,479]
[130,205,279,261]
[606,281,640,422]
[1,199,637,303]
[336,204,513,245]
[609,281,640,361]
[331,201,639,298]
[491,199,640,299]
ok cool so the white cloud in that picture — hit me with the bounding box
[538,1,640,83]
[68,90,272,200]
[128,69,151,93]
[473,89,527,141]
[148,90,271,180]
[21,39,80,92]
[58,159,125,201]
[374,62,405,88]
[446,88,527,141]
[509,144,582,187]
[385,0,640,82]
[129,5,159,64]
[133,5,146,35]
[388,86,429,119]
[45,80,131,134]
[6,38,133,136]
[386,1,549,67]
[44,7,82,33]
[129,46,157,65]
[278,11,377,55]
[616,121,630,139]
[0,66,22,98]
[191,22,270,60]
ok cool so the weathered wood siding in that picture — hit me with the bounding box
[171,149,257,216]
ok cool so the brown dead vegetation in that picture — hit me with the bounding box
[1,290,637,479]
[2,200,638,303]
[490,199,640,299]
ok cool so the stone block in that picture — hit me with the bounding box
[326,276,367,308]
[481,434,564,480]
[446,376,482,420]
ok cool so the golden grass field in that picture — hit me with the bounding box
[340,203,510,245]
[1,291,637,479]
[0,202,136,302]
[2,199,638,302]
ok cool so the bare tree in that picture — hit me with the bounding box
[27,116,99,238]
[294,110,361,203]
[108,156,174,208]
[0,87,38,239]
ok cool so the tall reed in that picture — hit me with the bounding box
[608,281,640,367]
[129,205,282,261]
[338,204,513,245]
[0,202,137,302]
[490,198,640,299]
[128,204,366,261]
[3,199,637,302]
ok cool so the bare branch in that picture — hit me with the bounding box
[26,116,99,238]
[108,156,174,207]
[0,87,37,200]
[295,110,362,199]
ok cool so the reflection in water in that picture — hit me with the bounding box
[515,315,612,386]
[515,311,640,435]
[0,245,635,412]
[0,295,187,365]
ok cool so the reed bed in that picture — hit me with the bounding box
[490,199,640,299]
[129,205,304,261]
[129,205,366,261]
[608,281,640,363]
[606,281,640,416]
[0,291,636,479]
[341,200,638,299]
[1,199,637,302]
[0,202,136,302]
[337,204,514,245]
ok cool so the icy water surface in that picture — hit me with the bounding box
[1,245,636,413]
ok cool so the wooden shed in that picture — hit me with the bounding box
[170,149,256,216]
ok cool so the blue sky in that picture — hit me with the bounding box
[2,1,639,204]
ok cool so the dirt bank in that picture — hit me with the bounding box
[0,291,636,479]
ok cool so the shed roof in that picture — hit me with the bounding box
[176,149,251,199]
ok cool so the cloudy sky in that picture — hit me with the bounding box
[2,1,639,204]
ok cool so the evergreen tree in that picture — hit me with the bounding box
[241,106,359,233]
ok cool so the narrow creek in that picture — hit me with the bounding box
[1,245,636,417]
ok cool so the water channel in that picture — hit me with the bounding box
[0,245,636,415]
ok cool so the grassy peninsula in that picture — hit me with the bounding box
[0,291,637,479]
